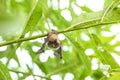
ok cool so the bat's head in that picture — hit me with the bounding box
[51,29,57,34]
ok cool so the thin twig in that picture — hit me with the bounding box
[0,21,119,47]
[46,63,76,78]
[9,69,51,80]
[111,68,120,72]
[100,1,115,22]
[101,0,120,22]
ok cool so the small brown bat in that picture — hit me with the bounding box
[37,29,62,59]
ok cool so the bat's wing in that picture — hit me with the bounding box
[54,45,62,59]
[37,38,48,53]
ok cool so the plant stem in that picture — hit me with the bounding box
[0,21,118,47]
[46,63,76,78]
[9,69,51,79]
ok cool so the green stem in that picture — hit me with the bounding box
[0,21,118,47]
[111,68,120,72]
[46,63,76,78]
[9,69,51,79]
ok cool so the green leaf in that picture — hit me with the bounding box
[80,6,93,12]
[21,0,42,36]
[0,61,12,80]
[64,33,91,72]
[50,10,71,29]
[4,45,20,66]
[100,76,108,80]
[101,0,120,22]
[104,0,113,8]
[104,0,120,8]
[109,73,120,80]
[67,8,120,31]
[91,34,119,68]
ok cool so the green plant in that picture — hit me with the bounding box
[0,0,120,80]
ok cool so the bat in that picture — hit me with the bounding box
[37,29,62,59]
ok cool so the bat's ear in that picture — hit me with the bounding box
[59,54,62,59]
[37,49,45,53]
[51,29,55,31]
[51,29,57,34]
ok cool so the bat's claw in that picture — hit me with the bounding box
[44,38,48,42]
[54,52,62,59]
[60,56,62,59]
[37,49,45,53]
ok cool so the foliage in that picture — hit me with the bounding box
[0,0,120,80]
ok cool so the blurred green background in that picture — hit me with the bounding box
[0,0,120,80]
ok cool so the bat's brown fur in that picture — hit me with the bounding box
[37,29,62,59]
